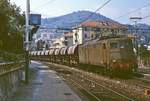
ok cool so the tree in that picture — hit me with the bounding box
[0,0,25,53]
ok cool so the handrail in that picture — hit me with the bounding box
[0,62,25,76]
[0,61,25,66]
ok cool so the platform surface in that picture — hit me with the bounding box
[7,61,81,101]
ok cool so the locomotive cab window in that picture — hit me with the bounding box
[102,43,106,49]
[110,42,118,49]
[119,42,126,49]
[119,40,133,49]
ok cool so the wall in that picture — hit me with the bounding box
[0,63,23,101]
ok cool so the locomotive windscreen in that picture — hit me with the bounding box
[110,38,135,60]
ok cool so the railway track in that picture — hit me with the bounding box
[43,62,150,101]
[44,62,135,101]
[139,73,150,79]
[69,78,102,101]
[134,77,150,84]
[64,72,135,101]
[132,72,150,87]
[131,73,150,94]
[124,77,150,94]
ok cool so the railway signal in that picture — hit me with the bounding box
[29,14,41,41]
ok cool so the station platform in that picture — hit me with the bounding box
[7,61,81,101]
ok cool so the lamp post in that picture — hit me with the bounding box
[25,0,30,84]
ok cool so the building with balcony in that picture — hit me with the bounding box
[72,21,127,45]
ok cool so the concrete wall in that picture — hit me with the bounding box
[0,63,23,101]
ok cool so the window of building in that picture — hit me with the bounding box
[84,34,87,38]
[91,34,94,38]
[111,29,115,36]
[84,27,87,31]
[65,37,67,40]
[75,33,78,36]
[75,39,78,43]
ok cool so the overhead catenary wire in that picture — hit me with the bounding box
[32,0,56,11]
[138,14,150,24]
[80,0,112,24]
[116,3,150,19]
[142,14,150,19]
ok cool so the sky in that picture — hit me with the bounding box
[10,0,150,25]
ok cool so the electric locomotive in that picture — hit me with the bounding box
[78,36,137,72]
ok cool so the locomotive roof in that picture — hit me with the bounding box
[81,36,130,46]
[99,35,129,41]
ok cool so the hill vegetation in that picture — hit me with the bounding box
[42,10,116,28]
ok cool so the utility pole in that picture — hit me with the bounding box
[25,0,30,84]
[130,16,142,68]
[130,17,142,34]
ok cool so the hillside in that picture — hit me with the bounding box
[42,10,117,28]
[40,11,150,44]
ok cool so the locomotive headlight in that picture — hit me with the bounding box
[112,59,116,62]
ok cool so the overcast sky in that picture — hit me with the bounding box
[10,0,150,25]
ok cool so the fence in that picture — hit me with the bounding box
[0,62,24,101]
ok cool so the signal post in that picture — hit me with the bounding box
[24,0,41,84]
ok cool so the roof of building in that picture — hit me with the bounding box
[74,21,127,29]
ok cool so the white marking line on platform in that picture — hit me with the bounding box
[31,61,42,65]
[37,65,49,68]
[39,70,56,73]
[48,75,61,79]
[143,74,150,77]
